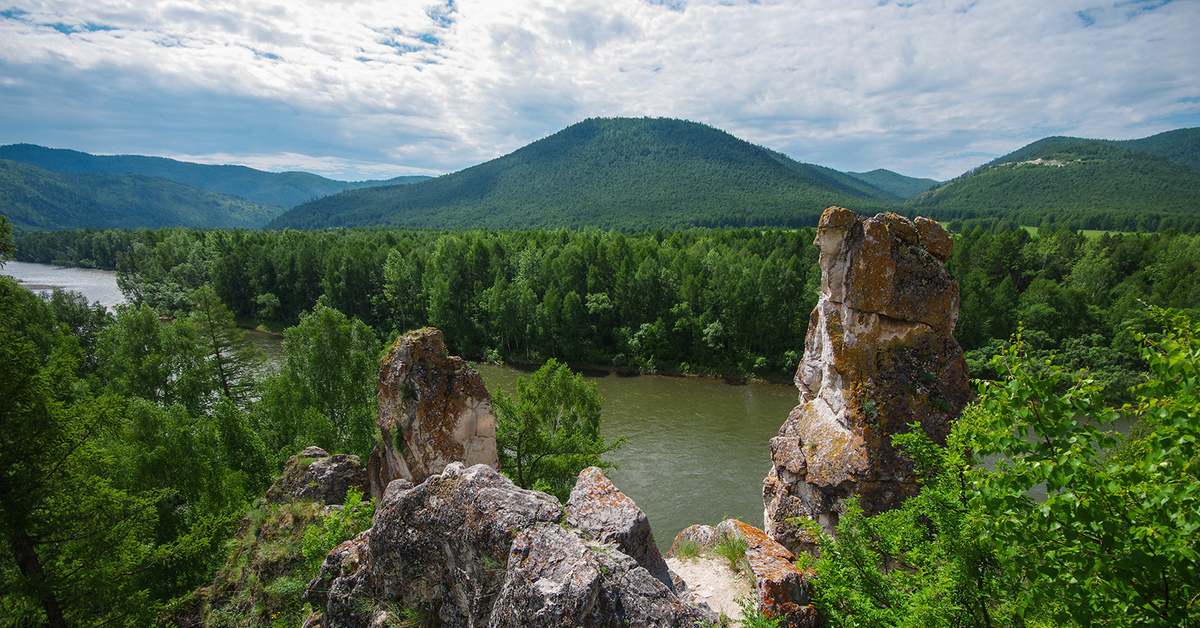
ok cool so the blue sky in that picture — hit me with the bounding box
[1,0,1197,181]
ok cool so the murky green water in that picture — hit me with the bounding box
[474,363,798,552]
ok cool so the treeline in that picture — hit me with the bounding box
[16,226,821,377]
[14,222,1200,392]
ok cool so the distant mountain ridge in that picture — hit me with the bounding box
[268,117,903,231]
[848,169,939,199]
[0,158,282,230]
[0,144,430,209]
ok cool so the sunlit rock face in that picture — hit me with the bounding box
[763,207,970,554]
[367,327,498,499]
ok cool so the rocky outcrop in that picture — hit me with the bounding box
[566,466,675,591]
[305,463,714,628]
[265,446,369,505]
[668,520,820,628]
[763,207,971,553]
[368,327,498,499]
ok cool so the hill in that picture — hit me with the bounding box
[979,127,1200,171]
[0,144,430,209]
[847,169,939,199]
[268,117,900,231]
[909,140,1200,232]
[0,158,283,230]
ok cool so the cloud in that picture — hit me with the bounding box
[0,0,1197,181]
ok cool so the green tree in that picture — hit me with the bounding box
[0,214,14,264]
[494,359,623,501]
[188,285,261,405]
[0,277,167,626]
[256,304,381,458]
[814,315,1200,627]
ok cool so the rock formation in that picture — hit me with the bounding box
[368,327,498,499]
[171,448,370,628]
[763,207,971,553]
[669,520,821,628]
[305,464,714,628]
[266,446,370,505]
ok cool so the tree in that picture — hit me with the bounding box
[0,215,14,265]
[814,314,1200,627]
[0,277,166,626]
[256,304,381,458]
[188,285,261,405]
[494,359,623,501]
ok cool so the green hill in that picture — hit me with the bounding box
[0,158,283,230]
[847,169,939,199]
[910,140,1200,232]
[979,127,1200,171]
[268,117,900,231]
[0,144,430,209]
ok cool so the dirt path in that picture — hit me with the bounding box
[668,555,753,623]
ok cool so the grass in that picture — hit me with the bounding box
[674,537,703,559]
[714,531,749,573]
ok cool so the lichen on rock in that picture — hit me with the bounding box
[763,207,971,554]
[368,327,498,499]
[305,464,715,628]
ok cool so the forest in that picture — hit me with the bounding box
[4,217,1200,626]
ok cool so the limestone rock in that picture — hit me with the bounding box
[566,466,675,591]
[265,446,369,505]
[763,207,971,553]
[307,463,713,628]
[368,327,498,499]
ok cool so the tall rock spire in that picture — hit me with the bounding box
[763,207,971,554]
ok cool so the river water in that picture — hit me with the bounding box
[3,261,799,550]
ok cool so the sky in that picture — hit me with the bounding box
[1,0,1198,182]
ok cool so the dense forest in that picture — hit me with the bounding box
[4,216,1200,626]
[14,219,1200,399]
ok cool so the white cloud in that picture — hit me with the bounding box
[1,0,1197,181]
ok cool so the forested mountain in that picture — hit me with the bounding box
[909,140,1200,232]
[267,117,901,231]
[0,158,282,230]
[0,143,430,209]
[847,168,939,199]
[978,127,1200,171]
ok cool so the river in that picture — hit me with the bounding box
[3,261,799,550]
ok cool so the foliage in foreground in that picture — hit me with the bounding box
[494,359,624,501]
[815,312,1200,627]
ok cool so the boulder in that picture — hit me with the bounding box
[265,446,369,505]
[763,207,971,553]
[307,463,713,628]
[368,327,498,499]
[566,466,675,591]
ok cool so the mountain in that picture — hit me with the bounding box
[909,139,1200,232]
[268,117,901,231]
[0,158,283,230]
[0,144,430,209]
[847,169,939,200]
[979,127,1200,171]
